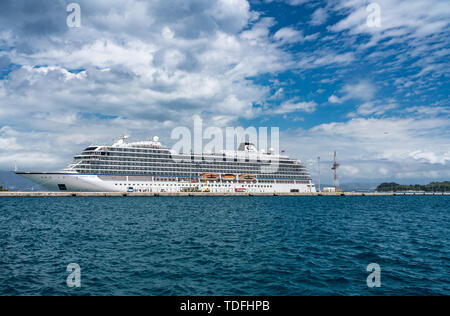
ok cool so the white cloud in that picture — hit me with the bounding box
[270,100,317,114]
[409,150,450,165]
[296,51,355,69]
[310,8,328,26]
[406,106,450,116]
[273,27,304,44]
[330,0,449,37]
[328,95,342,104]
[327,81,379,114]
[281,116,450,182]
[350,102,397,117]
[0,127,22,151]
[0,0,297,169]
[341,80,376,101]
[263,0,310,5]
[329,0,450,80]
[286,0,309,5]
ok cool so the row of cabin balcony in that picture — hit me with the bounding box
[74,164,310,175]
[75,156,304,167]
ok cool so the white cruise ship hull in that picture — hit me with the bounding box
[16,172,316,193]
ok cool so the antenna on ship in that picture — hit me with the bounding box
[14,161,18,172]
[331,151,340,192]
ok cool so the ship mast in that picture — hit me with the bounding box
[331,151,340,191]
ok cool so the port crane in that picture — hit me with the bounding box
[331,151,340,191]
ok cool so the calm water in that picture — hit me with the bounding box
[0,196,449,296]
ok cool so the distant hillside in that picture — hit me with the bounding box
[376,182,450,192]
[0,171,46,191]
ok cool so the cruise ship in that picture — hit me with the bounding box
[16,136,316,193]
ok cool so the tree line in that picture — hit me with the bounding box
[376,181,450,192]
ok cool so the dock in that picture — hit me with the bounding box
[0,192,449,197]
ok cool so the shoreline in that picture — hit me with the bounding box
[1,192,449,197]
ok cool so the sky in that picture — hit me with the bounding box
[0,0,449,184]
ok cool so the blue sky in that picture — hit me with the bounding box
[0,0,449,184]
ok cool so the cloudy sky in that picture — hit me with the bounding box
[0,0,449,184]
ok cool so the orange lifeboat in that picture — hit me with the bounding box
[239,174,256,181]
[200,173,219,180]
[222,174,236,180]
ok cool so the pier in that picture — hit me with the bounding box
[0,192,449,197]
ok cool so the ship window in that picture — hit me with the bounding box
[58,184,67,191]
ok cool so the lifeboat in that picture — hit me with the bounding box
[235,188,246,193]
[200,173,219,180]
[239,174,256,181]
[222,174,236,180]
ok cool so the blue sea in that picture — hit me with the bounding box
[0,196,449,296]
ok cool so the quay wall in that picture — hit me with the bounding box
[1,192,449,197]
